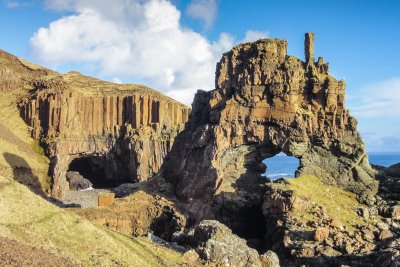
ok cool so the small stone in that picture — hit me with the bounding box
[299,247,315,257]
[361,229,374,241]
[366,243,375,251]
[390,205,400,219]
[259,250,280,267]
[355,233,364,243]
[183,249,199,262]
[325,238,334,247]
[333,232,344,241]
[358,207,369,219]
[330,218,344,230]
[345,244,354,254]
[376,222,389,230]
[378,229,393,241]
[320,246,342,257]
[314,227,330,242]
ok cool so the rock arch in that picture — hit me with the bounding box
[162,33,378,229]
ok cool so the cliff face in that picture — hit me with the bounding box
[1,52,190,198]
[162,33,377,233]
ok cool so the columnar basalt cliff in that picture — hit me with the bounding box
[162,33,378,234]
[8,58,189,198]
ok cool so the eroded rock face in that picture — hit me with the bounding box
[17,70,189,198]
[163,33,377,232]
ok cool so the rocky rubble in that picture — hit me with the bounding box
[261,176,400,266]
[173,220,280,267]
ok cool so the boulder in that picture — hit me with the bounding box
[174,220,279,267]
[194,220,262,266]
[259,250,280,267]
[66,171,93,191]
[314,227,330,242]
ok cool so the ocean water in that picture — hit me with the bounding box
[368,154,400,167]
[263,153,400,180]
[263,153,299,179]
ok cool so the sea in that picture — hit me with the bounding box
[263,153,400,180]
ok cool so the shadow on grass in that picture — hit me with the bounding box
[3,152,45,197]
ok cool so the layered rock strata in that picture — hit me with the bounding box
[1,51,190,198]
[163,33,378,236]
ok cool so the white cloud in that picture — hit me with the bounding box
[112,77,122,84]
[186,0,218,29]
[351,78,400,118]
[30,0,268,106]
[242,30,269,43]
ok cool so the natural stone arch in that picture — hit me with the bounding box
[162,33,378,232]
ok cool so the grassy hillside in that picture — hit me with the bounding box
[0,50,191,266]
[275,175,373,230]
[0,89,51,194]
[0,175,188,266]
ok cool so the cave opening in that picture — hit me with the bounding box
[68,156,129,189]
[220,146,302,253]
[262,152,300,180]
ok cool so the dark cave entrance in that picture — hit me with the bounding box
[262,152,300,180]
[68,156,130,189]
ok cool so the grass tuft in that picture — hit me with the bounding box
[277,175,370,230]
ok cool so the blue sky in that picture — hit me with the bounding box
[1,0,399,153]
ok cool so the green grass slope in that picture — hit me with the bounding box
[0,175,188,266]
[0,49,190,266]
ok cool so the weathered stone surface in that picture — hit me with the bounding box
[305,32,315,63]
[259,251,280,267]
[173,220,278,267]
[162,33,377,236]
[66,171,93,191]
[314,227,330,242]
[262,187,311,216]
[11,59,190,198]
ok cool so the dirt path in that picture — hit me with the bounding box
[0,236,79,267]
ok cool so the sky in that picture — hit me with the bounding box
[0,0,399,153]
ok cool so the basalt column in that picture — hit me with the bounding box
[20,75,190,198]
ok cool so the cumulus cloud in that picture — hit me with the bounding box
[31,0,267,105]
[351,78,400,118]
[186,0,218,29]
